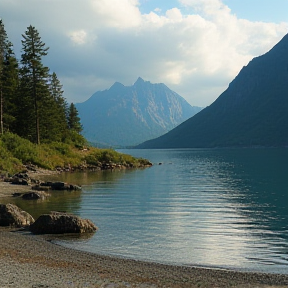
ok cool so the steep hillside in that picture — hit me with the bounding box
[76,77,201,147]
[137,34,288,148]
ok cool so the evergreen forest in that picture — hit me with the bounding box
[0,20,83,144]
[0,20,150,174]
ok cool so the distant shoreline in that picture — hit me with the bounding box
[1,228,288,288]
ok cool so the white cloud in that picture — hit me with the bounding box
[1,0,287,106]
[69,30,88,45]
[166,8,183,22]
[90,0,142,28]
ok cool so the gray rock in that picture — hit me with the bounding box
[37,181,82,191]
[30,211,97,234]
[0,203,35,227]
[11,177,29,185]
[22,191,50,200]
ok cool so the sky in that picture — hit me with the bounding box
[1,0,288,107]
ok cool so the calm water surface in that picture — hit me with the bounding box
[8,148,288,274]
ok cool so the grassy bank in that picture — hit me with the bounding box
[0,132,151,175]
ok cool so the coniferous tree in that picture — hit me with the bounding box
[0,22,85,147]
[68,103,82,133]
[0,19,9,135]
[19,25,49,144]
[41,72,69,142]
[1,44,19,132]
[49,72,68,120]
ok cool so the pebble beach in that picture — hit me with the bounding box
[1,181,288,288]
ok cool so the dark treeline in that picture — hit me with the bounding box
[0,19,83,146]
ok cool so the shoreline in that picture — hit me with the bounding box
[1,180,288,287]
[0,180,34,198]
[49,239,288,277]
[0,228,288,288]
[0,167,59,198]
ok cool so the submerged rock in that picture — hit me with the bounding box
[29,211,97,234]
[22,191,50,200]
[33,181,82,191]
[49,182,81,191]
[0,203,35,227]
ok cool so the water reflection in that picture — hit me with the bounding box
[2,169,143,219]
[112,148,288,272]
[3,148,288,273]
[2,189,83,219]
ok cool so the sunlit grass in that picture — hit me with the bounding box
[0,132,151,174]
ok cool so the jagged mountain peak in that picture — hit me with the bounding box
[109,81,125,91]
[133,77,151,87]
[76,78,202,147]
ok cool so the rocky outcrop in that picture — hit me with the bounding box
[4,172,38,185]
[29,211,97,234]
[0,203,35,227]
[10,173,30,185]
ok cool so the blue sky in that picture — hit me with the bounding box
[139,0,288,23]
[0,0,287,106]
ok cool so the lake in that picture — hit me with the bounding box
[7,148,288,274]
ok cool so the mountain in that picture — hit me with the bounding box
[137,34,288,149]
[76,77,202,147]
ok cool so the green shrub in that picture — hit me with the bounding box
[84,148,151,167]
[0,140,23,174]
[0,132,151,173]
[1,132,38,163]
[64,130,87,148]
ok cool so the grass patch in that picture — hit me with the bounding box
[0,132,151,174]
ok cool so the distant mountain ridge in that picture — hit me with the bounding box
[76,77,202,147]
[137,34,288,148]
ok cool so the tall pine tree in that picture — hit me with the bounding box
[1,44,19,133]
[42,72,69,142]
[68,103,82,133]
[0,19,9,135]
[19,25,49,144]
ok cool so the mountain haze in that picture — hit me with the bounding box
[76,78,201,147]
[137,34,288,148]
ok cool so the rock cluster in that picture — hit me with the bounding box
[0,203,97,234]
[4,172,82,192]
[6,172,31,185]
[55,161,153,172]
[38,181,82,191]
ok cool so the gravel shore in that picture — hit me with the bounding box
[1,181,288,288]
[0,227,288,288]
[0,168,56,198]
[0,181,32,198]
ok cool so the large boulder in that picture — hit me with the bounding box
[0,203,35,227]
[29,211,97,234]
